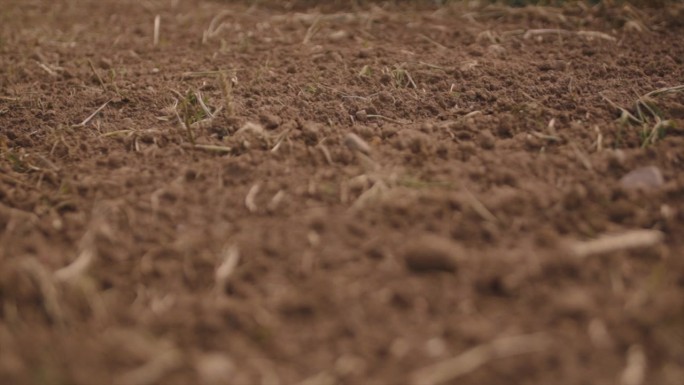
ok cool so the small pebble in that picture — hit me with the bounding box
[355,109,368,122]
[619,166,664,190]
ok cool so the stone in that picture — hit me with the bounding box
[619,166,664,190]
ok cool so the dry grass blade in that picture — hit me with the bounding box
[600,93,642,124]
[153,15,161,46]
[195,91,215,119]
[245,183,261,213]
[570,229,664,258]
[182,143,232,153]
[101,129,135,137]
[643,84,684,98]
[302,16,322,44]
[203,10,231,44]
[409,333,550,385]
[88,59,107,91]
[524,29,616,42]
[464,188,498,223]
[218,71,234,117]
[267,190,286,212]
[36,61,58,76]
[418,33,447,50]
[215,245,240,294]
[72,100,111,128]
[569,141,594,172]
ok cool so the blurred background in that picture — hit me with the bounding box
[236,0,674,9]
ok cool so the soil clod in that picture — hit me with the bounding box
[403,234,464,273]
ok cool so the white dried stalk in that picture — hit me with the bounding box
[570,230,664,258]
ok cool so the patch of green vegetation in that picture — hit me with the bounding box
[358,64,372,78]
[6,151,29,173]
[178,91,210,127]
[640,119,675,148]
[303,83,320,95]
[606,85,684,148]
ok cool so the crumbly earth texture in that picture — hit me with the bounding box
[1,1,684,384]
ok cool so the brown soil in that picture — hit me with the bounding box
[2,1,684,384]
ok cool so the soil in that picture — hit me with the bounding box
[1,1,684,384]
